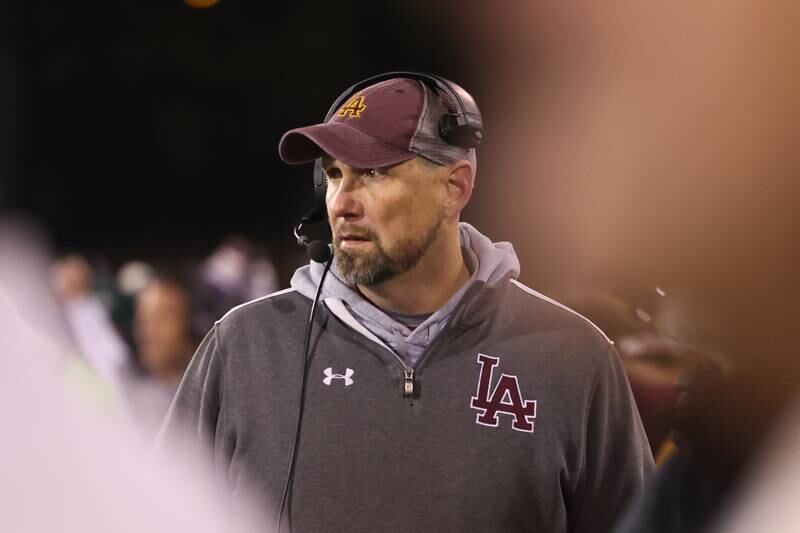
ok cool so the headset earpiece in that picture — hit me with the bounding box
[313,158,327,211]
[439,113,482,149]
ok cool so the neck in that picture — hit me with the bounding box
[358,222,469,315]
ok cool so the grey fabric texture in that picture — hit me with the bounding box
[157,226,655,532]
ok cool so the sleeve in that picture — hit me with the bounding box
[569,345,656,533]
[153,323,228,459]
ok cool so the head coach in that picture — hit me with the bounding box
[157,72,654,533]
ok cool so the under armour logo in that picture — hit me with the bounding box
[323,367,355,386]
[470,353,537,433]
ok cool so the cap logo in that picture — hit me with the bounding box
[337,94,367,118]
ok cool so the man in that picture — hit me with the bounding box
[158,75,654,532]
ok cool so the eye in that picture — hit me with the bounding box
[363,168,387,179]
[324,168,342,182]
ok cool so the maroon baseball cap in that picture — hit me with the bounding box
[278,78,475,169]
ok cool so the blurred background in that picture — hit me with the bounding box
[4,0,478,278]
[2,0,800,531]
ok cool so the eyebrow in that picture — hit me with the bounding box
[321,159,395,176]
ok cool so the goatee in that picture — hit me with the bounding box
[334,218,443,287]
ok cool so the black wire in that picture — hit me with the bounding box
[276,257,333,532]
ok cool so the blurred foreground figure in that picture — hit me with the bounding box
[462,2,800,531]
[709,398,800,533]
[0,216,270,533]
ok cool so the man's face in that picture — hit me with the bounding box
[324,156,447,286]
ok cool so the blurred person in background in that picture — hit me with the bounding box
[50,235,278,440]
[51,254,133,396]
[134,270,204,386]
[125,267,206,436]
[51,256,202,438]
[617,327,731,467]
[566,288,726,464]
[199,234,280,307]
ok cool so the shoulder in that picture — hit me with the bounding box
[504,279,613,347]
[214,288,309,334]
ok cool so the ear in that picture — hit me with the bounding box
[443,160,474,218]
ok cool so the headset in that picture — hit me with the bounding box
[281,71,483,532]
[307,71,483,217]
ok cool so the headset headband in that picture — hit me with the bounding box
[323,71,483,139]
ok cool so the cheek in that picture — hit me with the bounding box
[405,191,442,225]
[370,197,413,238]
[379,201,439,247]
[366,181,442,235]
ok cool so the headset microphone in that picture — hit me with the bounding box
[293,205,333,263]
[280,205,332,532]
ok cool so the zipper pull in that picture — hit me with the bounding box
[403,367,414,397]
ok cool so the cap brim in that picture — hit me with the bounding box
[278,122,416,169]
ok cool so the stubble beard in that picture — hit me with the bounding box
[334,216,444,287]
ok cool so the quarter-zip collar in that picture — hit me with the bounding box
[291,222,520,367]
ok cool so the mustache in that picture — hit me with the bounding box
[333,224,376,242]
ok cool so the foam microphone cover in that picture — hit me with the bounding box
[307,240,332,263]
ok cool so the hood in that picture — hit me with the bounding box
[290,222,520,366]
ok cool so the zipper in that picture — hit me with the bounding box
[393,327,462,398]
[385,347,415,397]
[403,367,414,397]
[376,328,464,399]
[322,297,466,398]
[374,338,417,398]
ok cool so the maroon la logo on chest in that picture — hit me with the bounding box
[470,353,537,433]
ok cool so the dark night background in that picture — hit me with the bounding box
[5,0,489,285]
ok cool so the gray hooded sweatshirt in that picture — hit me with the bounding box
[158,223,654,533]
[290,223,520,368]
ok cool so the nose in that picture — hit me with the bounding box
[327,176,364,222]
